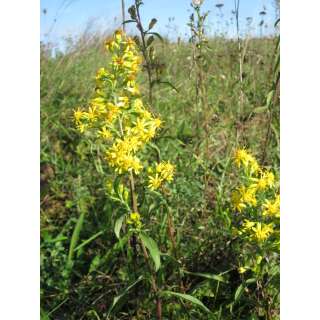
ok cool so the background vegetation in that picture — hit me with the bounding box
[41,1,280,318]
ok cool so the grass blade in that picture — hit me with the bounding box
[106,275,143,317]
[162,290,211,314]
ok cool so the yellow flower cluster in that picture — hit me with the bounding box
[232,185,257,212]
[262,195,280,218]
[231,149,277,213]
[239,221,274,242]
[127,212,142,229]
[148,161,175,190]
[231,148,280,244]
[234,148,260,174]
[73,30,165,176]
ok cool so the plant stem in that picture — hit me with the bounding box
[121,0,126,32]
[234,0,244,119]
[135,0,153,105]
[128,171,162,320]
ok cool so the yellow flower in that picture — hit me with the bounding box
[125,37,136,51]
[243,219,255,230]
[232,185,257,210]
[74,108,84,125]
[114,29,123,42]
[105,103,120,123]
[127,212,142,228]
[152,118,162,129]
[262,195,280,218]
[117,96,129,108]
[91,97,106,114]
[253,170,275,190]
[234,148,250,168]
[105,39,118,52]
[74,30,166,179]
[98,127,112,140]
[148,174,163,190]
[96,67,108,82]
[234,148,260,174]
[238,266,248,274]
[252,223,273,242]
[156,161,175,182]
[240,185,257,207]
[231,189,246,212]
[239,219,255,235]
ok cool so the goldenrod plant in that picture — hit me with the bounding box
[41,3,280,317]
[229,148,280,318]
[74,30,176,319]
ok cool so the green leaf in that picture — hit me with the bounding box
[122,19,136,25]
[113,175,122,199]
[147,32,163,42]
[66,211,85,272]
[254,106,268,114]
[266,90,274,108]
[146,35,154,47]
[139,233,161,271]
[245,278,257,284]
[106,275,143,317]
[162,291,211,314]
[114,215,126,239]
[158,81,179,92]
[74,230,104,252]
[183,270,227,283]
[148,142,161,160]
[234,284,245,303]
[148,18,157,30]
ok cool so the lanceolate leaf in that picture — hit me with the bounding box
[162,291,211,314]
[67,211,85,271]
[114,214,126,239]
[234,284,245,303]
[183,270,227,283]
[139,233,161,271]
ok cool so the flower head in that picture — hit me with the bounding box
[127,212,142,229]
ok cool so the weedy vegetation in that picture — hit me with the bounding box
[41,1,280,319]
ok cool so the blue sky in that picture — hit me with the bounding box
[41,0,278,46]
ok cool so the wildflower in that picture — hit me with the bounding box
[148,174,163,190]
[252,223,273,242]
[231,189,246,212]
[125,37,136,51]
[127,212,142,229]
[105,39,118,52]
[238,219,255,235]
[252,170,275,190]
[117,96,129,108]
[262,195,280,218]
[156,161,175,182]
[232,185,257,211]
[234,148,260,174]
[74,108,84,125]
[114,29,123,42]
[242,219,255,231]
[74,30,173,184]
[234,148,249,168]
[96,67,108,82]
[240,185,257,207]
[238,266,248,274]
[98,127,112,140]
